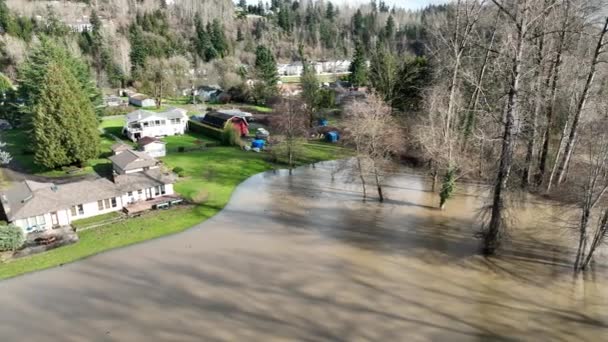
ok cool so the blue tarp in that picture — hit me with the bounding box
[325,131,339,143]
[251,139,266,149]
[318,118,328,127]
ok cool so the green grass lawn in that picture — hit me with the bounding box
[162,132,218,152]
[0,124,348,280]
[0,127,115,178]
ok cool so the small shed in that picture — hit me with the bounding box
[129,94,156,107]
[200,111,249,137]
[137,136,166,158]
[324,131,340,143]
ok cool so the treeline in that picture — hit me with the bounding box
[397,0,608,266]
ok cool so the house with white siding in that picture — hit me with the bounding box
[0,153,178,235]
[122,108,188,141]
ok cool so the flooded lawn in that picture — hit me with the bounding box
[0,161,607,341]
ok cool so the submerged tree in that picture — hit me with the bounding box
[343,94,402,202]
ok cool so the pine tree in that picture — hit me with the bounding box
[300,46,319,127]
[352,9,364,38]
[349,42,368,87]
[369,45,397,103]
[211,19,228,57]
[326,2,335,21]
[19,39,101,120]
[254,45,279,102]
[385,15,395,47]
[32,62,99,169]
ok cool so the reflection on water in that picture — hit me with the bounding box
[0,160,607,341]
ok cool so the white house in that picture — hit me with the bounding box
[137,137,166,158]
[0,159,178,235]
[128,93,156,107]
[123,108,188,141]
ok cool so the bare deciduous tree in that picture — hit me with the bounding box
[342,93,402,202]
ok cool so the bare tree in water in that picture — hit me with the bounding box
[572,120,608,272]
[483,0,558,254]
[342,94,402,202]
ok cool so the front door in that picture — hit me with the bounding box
[51,212,59,227]
[145,188,153,200]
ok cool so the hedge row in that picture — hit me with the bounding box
[188,120,223,140]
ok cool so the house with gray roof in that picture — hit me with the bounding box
[109,149,159,175]
[128,93,156,107]
[0,152,177,235]
[123,108,188,141]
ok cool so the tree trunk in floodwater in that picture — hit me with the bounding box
[373,165,384,202]
[431,164,438,192]
[356,156,367,199]
[537,5,569,186]
[485,10,525,255]
[522,22,547,188]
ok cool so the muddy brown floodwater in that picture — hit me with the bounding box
[1,161,608,341]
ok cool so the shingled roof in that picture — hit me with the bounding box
[125,108,188,124]
[109,149,157,172]
[1,179,120,221]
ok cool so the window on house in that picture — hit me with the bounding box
[155,120,161,126]
[143,122,149,127]
[154,186,160,196]
[138,189,143,195]
[77,204,84,215]
[128,191,133,196]
[71,206,77,216]
[104,198,110,208]
[160,184,166,195]
[111,197,117,208]
[98,200,104,211]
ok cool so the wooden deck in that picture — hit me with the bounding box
[123,195,184,215]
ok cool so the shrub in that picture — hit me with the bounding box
[188,120,223,140]
[0,225,25,252]
[173,166,185,177]
[221,124,242,147]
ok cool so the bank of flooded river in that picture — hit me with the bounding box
[0,161,607,341]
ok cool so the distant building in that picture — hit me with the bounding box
[104,95,123,107]
[128,94,156,108]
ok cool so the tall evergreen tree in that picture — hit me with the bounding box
[254,45,279,102]
[326,2,335,21]
[255,45,279,87]
[349,42,368,87]
[369,46,397,103]
[32,62,99,169]
[19,39,101,120]
[210,19,229,57]
[300,46,319,127]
